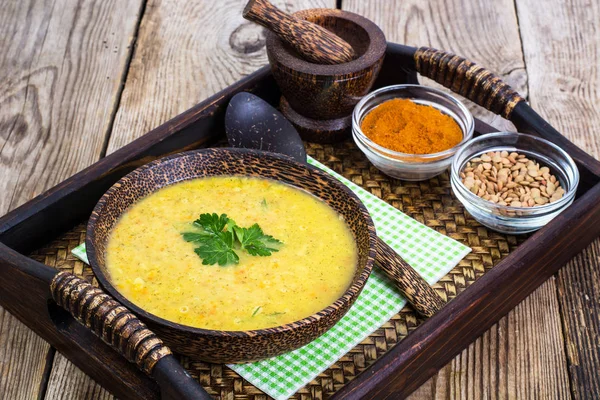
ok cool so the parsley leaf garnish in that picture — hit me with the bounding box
[194,231,239,266]
[183,214,238,266]
[194,213,229,235]
[182,232,213,243]
[233,224,282,257]
[181,213,282,266]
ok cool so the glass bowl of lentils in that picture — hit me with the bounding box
[450,132,579,234]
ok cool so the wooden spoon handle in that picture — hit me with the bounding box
[243,0,356,64]
[375,238,445,317]
[50,271,211,399]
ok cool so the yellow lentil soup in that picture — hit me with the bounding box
[105,176,358,331]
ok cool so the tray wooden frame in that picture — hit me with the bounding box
[1,43,600,399]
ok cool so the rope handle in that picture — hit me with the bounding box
[50,271,172,375]
[414,47,526,119]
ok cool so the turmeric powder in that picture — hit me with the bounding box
[360,98,463,154]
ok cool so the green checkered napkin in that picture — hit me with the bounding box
[71,156,470,400]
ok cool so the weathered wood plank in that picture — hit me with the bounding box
[0,0,144,398]
[344,0,528,132]
[557,242,600,399]
[407,280,571,400]
[0,0,144,212]
[106,0,334,154]
[0,307,50,400]
[517,0,600,397]
[43,354,112,400]
[342,1,572,398]
[516,0,600,159]
[43,0,334,398]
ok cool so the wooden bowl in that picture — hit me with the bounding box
[86,148,377,363]
[267,9,386,143]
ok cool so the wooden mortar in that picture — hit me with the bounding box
[266,8,386,143]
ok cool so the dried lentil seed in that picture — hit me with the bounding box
[460,150,565,208]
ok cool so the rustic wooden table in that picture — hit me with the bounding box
[1,1,598,399]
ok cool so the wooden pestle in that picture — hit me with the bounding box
[243,0,356,64]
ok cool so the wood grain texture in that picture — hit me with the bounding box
[517,0,600,397]
[516,0,600,159]
[558,242,600,399]
[343,0,571,398]
[0,307,49,400]
[0,0,143,399]
[106,0,335,154]
[43,354,112,400]
[0,0,144,213]
[407,280,570,400]
[344,0,528,132]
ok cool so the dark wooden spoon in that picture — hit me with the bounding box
[224,93,444,317]
[225,92,306,163]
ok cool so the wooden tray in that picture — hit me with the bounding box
[1,43,600,399]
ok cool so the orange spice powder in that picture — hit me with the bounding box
[360,98,463,154]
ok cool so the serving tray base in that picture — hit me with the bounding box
[2,43,600,399]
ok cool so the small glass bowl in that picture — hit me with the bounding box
[450,132,579,234]
[352,84,475,181]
